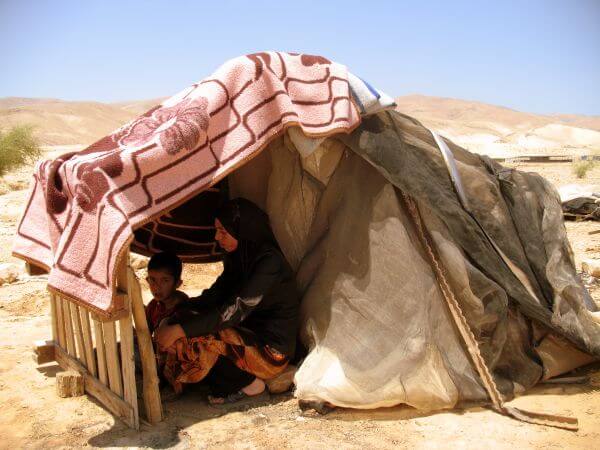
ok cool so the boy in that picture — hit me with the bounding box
[145,251,188,335]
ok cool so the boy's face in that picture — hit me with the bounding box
[146,268,181,302]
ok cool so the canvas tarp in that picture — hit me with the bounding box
[225,112,599,410]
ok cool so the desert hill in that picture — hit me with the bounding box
[1,94,599,157]
[396,95,600,157]
[0,97,164,146]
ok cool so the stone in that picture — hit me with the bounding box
[0,263,20,285]
[130,254,149,270]
[582,259,600,278]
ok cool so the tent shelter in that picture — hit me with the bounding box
[13,52,599,430]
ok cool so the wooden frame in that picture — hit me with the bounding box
[41,248,162,429]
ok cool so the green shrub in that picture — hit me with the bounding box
[0,125,42,176]
[572,157,595,179]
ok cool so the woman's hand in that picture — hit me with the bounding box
[155,323,186,351]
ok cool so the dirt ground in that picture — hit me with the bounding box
[0,158,599,449]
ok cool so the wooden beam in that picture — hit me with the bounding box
[79,306,97,377]
[56,370,84,397]
[55,345,137,429]
[115,252,139,428]
[70,302,87,367]
[92,318,108,386]
[102,321,123,397]
[119,305,139,429]
[54,294,66,349]
[32,339,55,365]
[49,294,58,342]
[62,298,77,357]
[128,266,163,423]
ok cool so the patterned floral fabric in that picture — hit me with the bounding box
[13,52,361,316]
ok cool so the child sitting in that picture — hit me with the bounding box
[145,251,189,335]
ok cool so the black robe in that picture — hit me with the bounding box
[170,242,300,357]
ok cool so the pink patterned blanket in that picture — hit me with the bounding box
[13,52,361,317]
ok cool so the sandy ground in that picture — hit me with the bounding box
[0,157,599,449]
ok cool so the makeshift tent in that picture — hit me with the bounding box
[14,52,599,430]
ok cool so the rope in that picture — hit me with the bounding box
[401,193,578,431]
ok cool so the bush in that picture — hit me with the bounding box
[572,157,595,179]
[0,125,42,176]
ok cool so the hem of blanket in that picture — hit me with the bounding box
[113,116,359,315]
[127,117,362,235]
[47,284,128,320]
[16,101,363,317]
[11,251,51,272]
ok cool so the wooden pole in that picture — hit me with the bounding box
[79,306,97,376]
[93,319,108,386]
[70,302,87,367]
[49,293,58,342]
[119,313,139,429]
[54,294,66,349]
[102,321,123,397]
[62,298,77,357]
[115,252,140,429]
[128,266,163,423]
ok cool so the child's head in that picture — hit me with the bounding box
[146,252,182,302]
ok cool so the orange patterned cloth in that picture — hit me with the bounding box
[163,328,288,393]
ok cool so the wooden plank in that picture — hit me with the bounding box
[119,305,139,429]
[32,339,55,365]
[62,298,77,357]
[102,321,123,397]
[54,295,66,349]
[49,294,58,342]
[93,319,108,386]
[55,345,137,429]
[70,302,87,367]
[79,307,97,376]
[56,370,84,397]
[116,251,139,428]
[128,266,163,423]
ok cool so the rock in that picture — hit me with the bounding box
[582,259,600,278]
[130,254,149,270]
[252,413,269,425]
[0,263,20,285]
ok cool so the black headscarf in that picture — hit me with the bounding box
[215,198,279,274]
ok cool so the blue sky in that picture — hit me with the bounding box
[1,0,599,115]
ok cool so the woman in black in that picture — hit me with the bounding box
[155,198,299,403]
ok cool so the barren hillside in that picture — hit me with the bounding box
[1,95,600,158]
[396,95,600,158]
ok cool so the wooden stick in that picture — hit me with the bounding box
[128,266,163,423]
[102,320,123,397]
[79,306,97,376]
[54,294,66,349]
[93,319,108,386]
[70,302,87,367]
[49,293,58,342]
[119,299,139,429]
[62,298,77,357]
[55,345,137,429]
